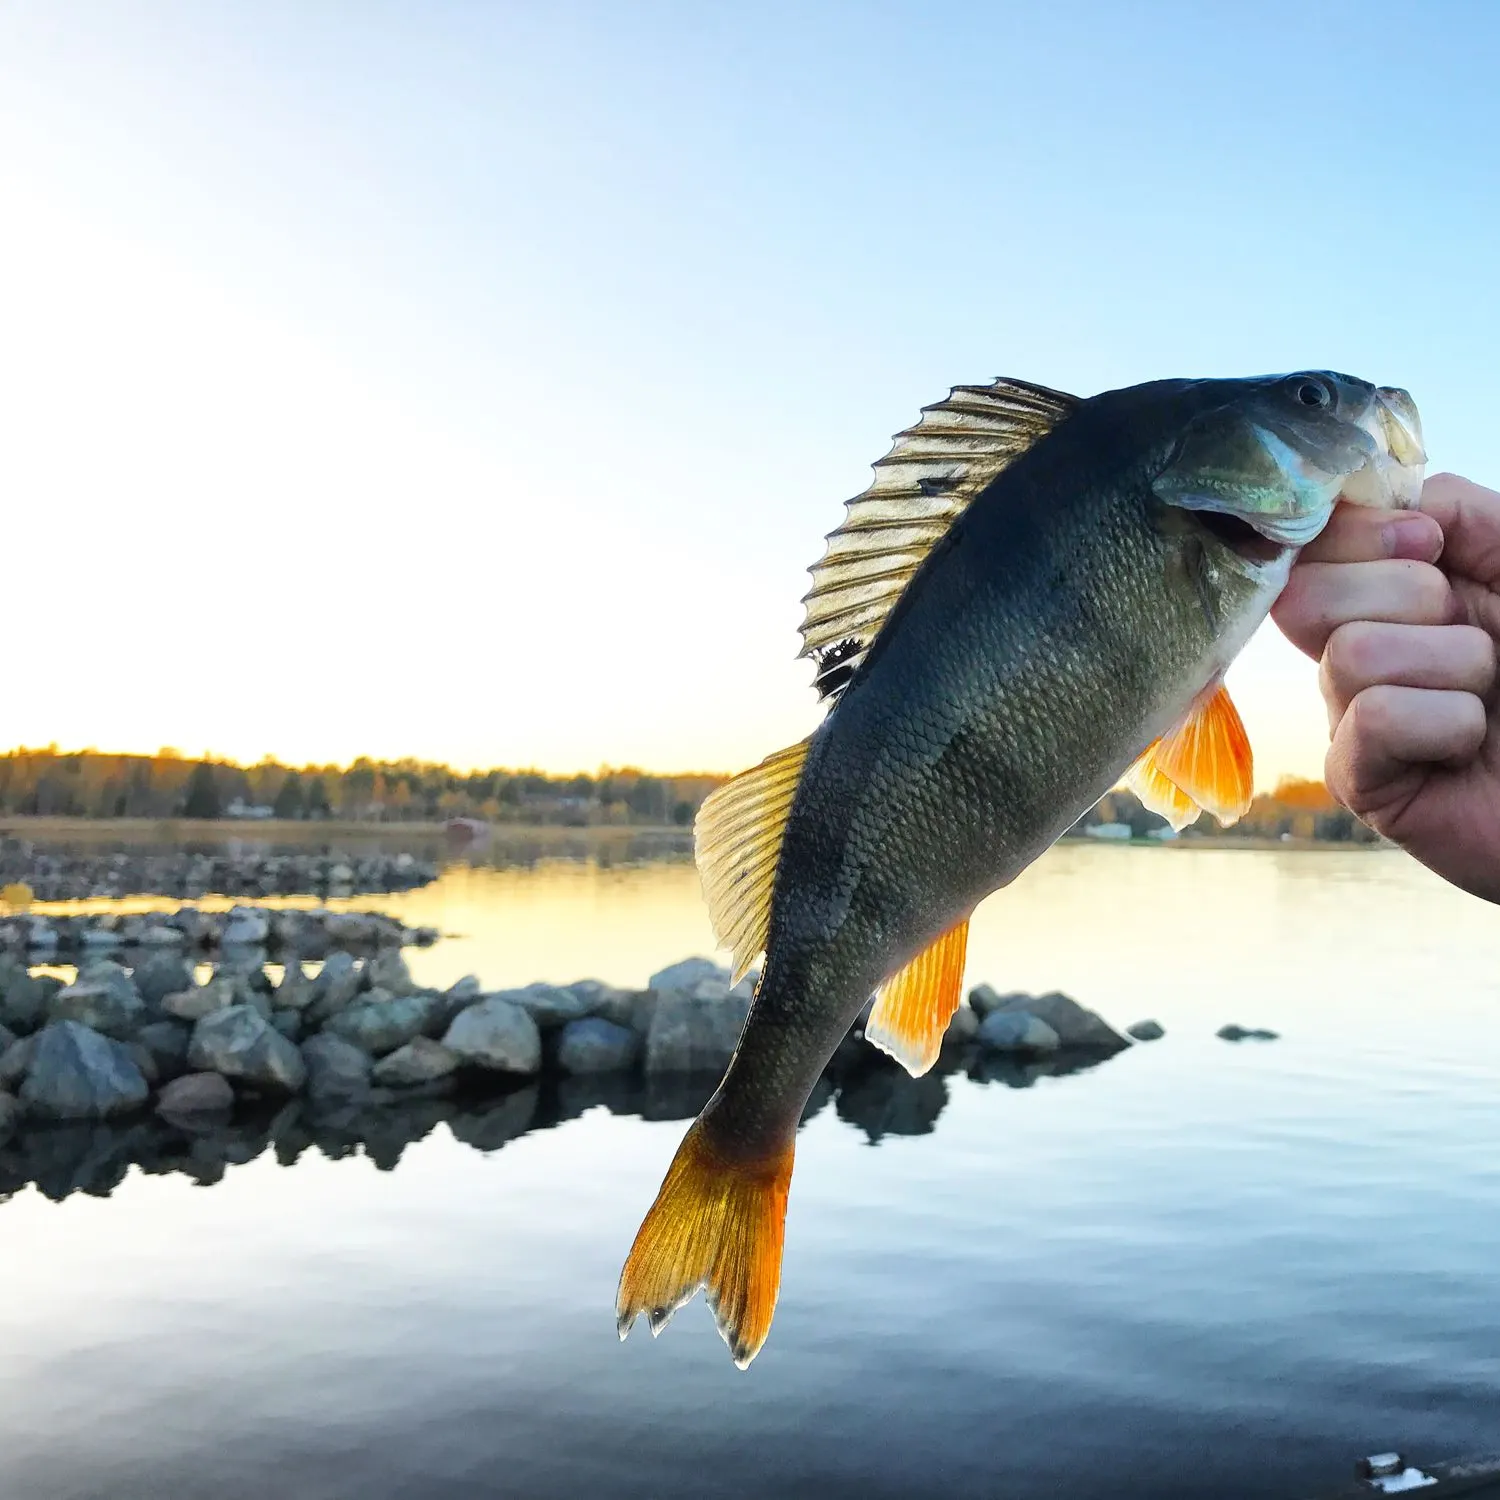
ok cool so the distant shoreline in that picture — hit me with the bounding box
[0,816,1379,855]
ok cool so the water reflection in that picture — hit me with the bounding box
[0,1040,1126,1204]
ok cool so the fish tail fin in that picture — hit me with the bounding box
[616,1118,794,1369]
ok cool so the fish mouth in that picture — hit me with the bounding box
[1340,386,1427,509]
[1196,510,1289,564]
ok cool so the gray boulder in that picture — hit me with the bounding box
[162,980,233,1022]
[557,1017,639,1075]
[645,990,749,1074]
[977,1010,1061,1054]
[324,911,375,945]
[371,1037,458,1087]
[984,990,1130,1053]
[138,924,186,947]
[276,959,315,1011]
[968,984,1031,1019]
[944,1004,980,1046]
[301,1033,373,1099]
[133,953,195,1010]
[499,983,592,1029]
[51,971,145,1039]
[0,960,49,1033]
[0,1034,37,1088]
[270,1009,302,1042]
[1217,1024,1280,1042]
[188,1006,307,1093]
[442,998,542,1076]
[157,1071,235,1118]
[306,952,363,1023]
[135,1020,192,1079]
[127,1042,160,1085]
[648,957,728,994]
[0,1089,17,1141]
[364,949,415,997]
[1127,1019,1166,1042]
[221,908,270,946]
[0,1022,15,1056]
[327,992,437,1056]
[20,1021,150,1119]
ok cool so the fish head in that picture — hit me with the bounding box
[1151,372,1426,570]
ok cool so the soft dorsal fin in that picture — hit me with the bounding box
[1124,684,1254,831]
[863,917,970,1077]
[800,378,1080,698]
[695,738,813,983]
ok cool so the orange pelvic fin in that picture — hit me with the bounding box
[616,1120,794,1369]
[864,917,970,1077]
[1125,683,1253,830]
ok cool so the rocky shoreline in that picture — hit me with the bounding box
[0,904,439,958]
[0,843,438,902]
[0,950,1274,1201]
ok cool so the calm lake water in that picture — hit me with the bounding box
[3,842,1500,1499]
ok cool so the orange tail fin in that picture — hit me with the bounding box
[616,1120,794,1369]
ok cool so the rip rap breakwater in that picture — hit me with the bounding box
[0,905,439,958]
[0,952,1145,1136]
[0,955,1151,1202]
[0,843,438,901]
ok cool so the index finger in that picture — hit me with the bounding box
[1298,501,1444,565]
[1418,474,1500,587]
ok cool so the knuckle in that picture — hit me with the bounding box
[1324,620,1378,685]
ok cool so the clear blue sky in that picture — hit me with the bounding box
[1,2,1495,779]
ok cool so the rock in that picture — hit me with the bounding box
[127,1042,160,1085]
[442,998,542,1076]
[306,952,363,1023]
[221,908,270,946]
[985,990,1131,1053]
[1217,1024,1280,1042]
[0,1090,16,1141]
[968,984,1031,1019]
[133,953,195,1009]
[944,1004,980,1046]
[156,1072,235,1118]
[446,1086,538,1150]
[138,924,186,947]
[188,1006,306,1093]
[135,1020,192,1079]
[0,1034,37,1088]
[0,1022,15,1056]
[162,980,233,1022]
[301,1033,373,1099]
[977,1010,1061,1054]
[499,983,592,1029]
[623,989,659,1037]
[581,982,639,1029]
[645,989,750,1074]
[557,1017,639,1075]
[327,992,437,1056]
[649,957,729,994]
[270,1009,302,1042]
[324,912,374,946]
[1127,1019,1165,1042]
[50,972,146,1039]
[19,1021,150,1119]
[364,949,415,997]
[276,959,316,1011]
[0,959,49,1032]
[371,1038,458,1087]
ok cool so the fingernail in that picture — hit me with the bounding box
[1382,514,1442,561]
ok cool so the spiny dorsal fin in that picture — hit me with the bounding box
[695,737,812,982]
[864,917,970,1077]
[799,378,1080,698]
[1124,684,1253,831]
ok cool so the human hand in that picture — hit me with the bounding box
[1272,473,1500,903]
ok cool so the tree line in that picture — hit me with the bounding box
[0,748,724,827]
[0,746,1377,841]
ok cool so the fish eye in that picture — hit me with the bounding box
[1291,377,1332,409]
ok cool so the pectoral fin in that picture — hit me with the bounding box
[864,918,970,1077]
[1125,684,1253,830]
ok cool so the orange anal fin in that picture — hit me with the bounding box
[864,917,970,1078]
[616,1120,793,1370]
[1128,682,1253,829]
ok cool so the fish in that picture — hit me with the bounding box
[616,370,1426,1367]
